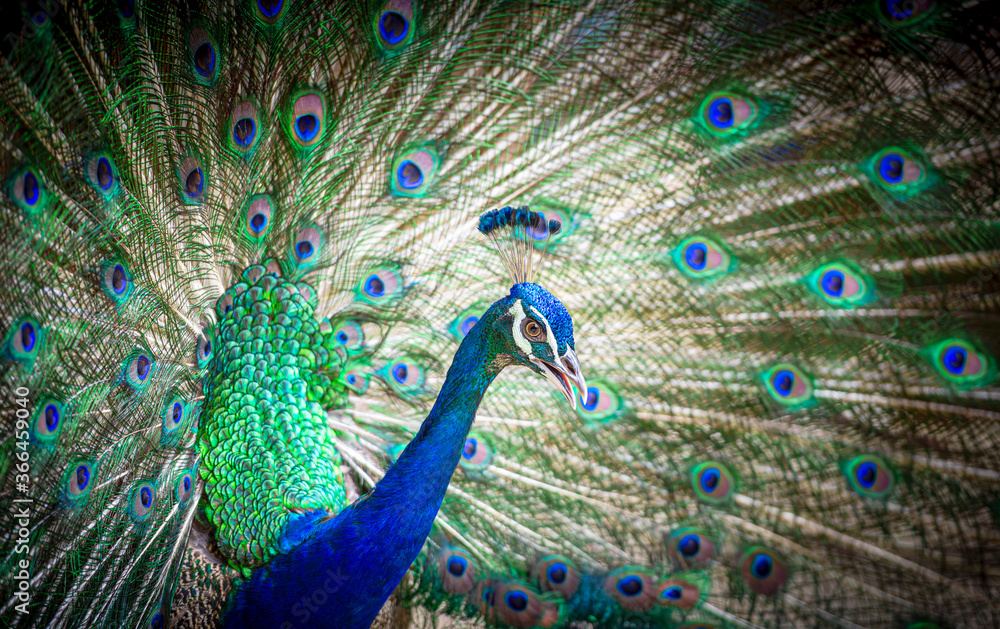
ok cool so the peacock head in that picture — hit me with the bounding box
[477,207,587,408]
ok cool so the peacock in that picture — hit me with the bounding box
[1,0,999,628]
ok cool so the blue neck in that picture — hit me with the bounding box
[221,313,502,629]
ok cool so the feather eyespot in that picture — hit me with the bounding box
[357,267,403,304]
[459,432,493,473]
[699,91,758,136]
[32,399,64,442]
[101,261,134,304]
[118,0,135,20]
[255,0,287,23]
[179,157,206,203]
[290,226,323,268]
[124,350,155,389]
[342,368,369,394]
[231,101,261,153]
[672,236,734,280]
[657,578,701,609]
[877,0,935,25]
[287,92,326,149]
[449,302,487,340]
[242,195,274,242]
[130,482,156,521]
[739,547,788,595]
[483,581,560,629]
[844,455,895,499]
[691,461,736,504]
[436,547,476,594]
[867,147,929,196]
[575,379,624,426]
[8,166,48,214]
[382,358,424,394]
[532,555,580,600]
[924,339,995,387]
[150,613,164,629]
[667,528,717,569]
[188,28,218,82]
[85,152,119,196]
[65,460,94,500]
[176,472,194,503]
[332,322,364,351]
[163,396,186,434]
[391,148,439,197]
[761,363,815,408]
[806,262,875,307]
[374,0,414,52]
[196,330,214,368]
[605,569,658,611]
[6,317,42,367]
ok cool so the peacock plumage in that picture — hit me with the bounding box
[1,0,999,628]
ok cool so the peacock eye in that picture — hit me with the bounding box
[522,318,545,341]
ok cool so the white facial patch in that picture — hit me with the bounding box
[508,300,532,356]
[526,304,559,359]
[507,299,560,359]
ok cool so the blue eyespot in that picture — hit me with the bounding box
[130,482,156,521]
[44,404,59,430]
[396,160,423,189]
[878,152,904,185]
[617,575,643,597]
[336,331,349,344]
[707,97,734,129]
[581,386,599,411]
[89,157,112,191]
[943,345,967,375]
[250,212,267,232]
[195,43,215,76]
[684,242,708,270]
[295,114,319,142]
[855,461,877,488]
[257,0,284,19]
[700,467,720,492]
[392,363,408,383]
[186,169,204,197]
[150,613,163,629]
[447,555,467,576]
[365,274,385,297]
[751,554,773,578]
[821,270,844,297]
[290,226,323,268]
[20,322,36,352]
[112,265,127,294]
[662,585,683,600]
[66,460,94,498]
[347,374,357,384]
[380,11,409,45]
[23,172,39,204]
[773,369,795,397]
[546,562,567,584]
[459,432,492,473]
[233,118,256,148]
[505,590,528,611]
[679,534,700,557]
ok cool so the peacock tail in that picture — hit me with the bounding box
[1,0,999,628]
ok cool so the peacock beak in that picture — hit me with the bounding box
[530,348,587,410]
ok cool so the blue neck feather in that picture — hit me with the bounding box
[221,303,506,629]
